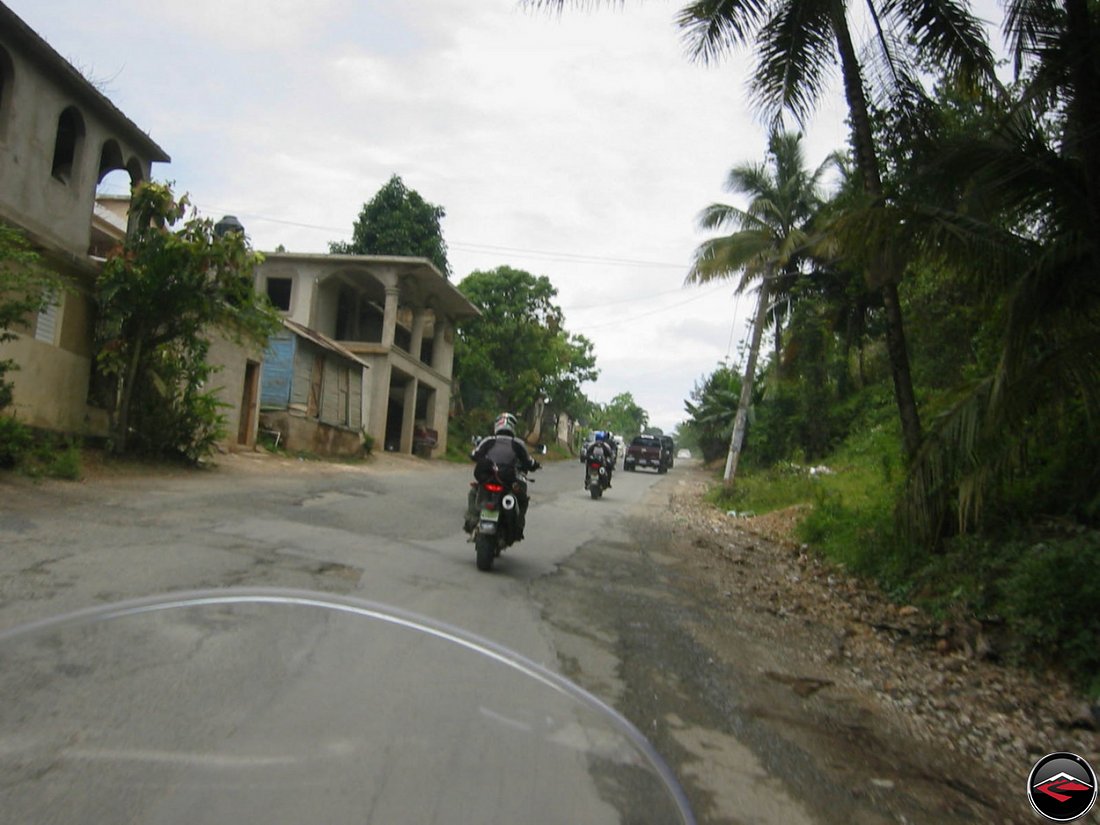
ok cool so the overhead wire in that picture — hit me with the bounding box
[96,190,737,328]
[571,282,731,332]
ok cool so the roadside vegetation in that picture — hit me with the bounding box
[680,93,1099,698]
[532,0,1100,699]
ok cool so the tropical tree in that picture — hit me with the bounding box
[893,0,1100,540]
[525,0,994,462]
[330,174,451,277]
[454,266,598,427]
[683,363,743,463]
[595,391,649,438]
[95,183,280,458]
[0,222,64,412]
[676,0,995,460]
[686,130,831,484]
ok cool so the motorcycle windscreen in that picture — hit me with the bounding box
[0,590,695,825]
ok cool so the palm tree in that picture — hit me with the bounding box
[894,0,1100,540]
[524,0,995,461]
[686,131,830,484]
[678,0,995,461]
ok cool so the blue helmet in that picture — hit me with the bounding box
[594,431,608,442]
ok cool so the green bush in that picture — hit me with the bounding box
[997,534,1100,695]
[0,419,83,479]
[0,415,33,468]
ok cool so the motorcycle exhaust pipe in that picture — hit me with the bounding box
[501,494,517,511]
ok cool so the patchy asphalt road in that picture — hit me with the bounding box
[530,466,1059,825]
[1,451,1087,823]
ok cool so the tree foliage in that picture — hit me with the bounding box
[95,182,281,459]
[591,391,649,438]
[688,130,832,483]
[682,364,742,463]
[0,223,65,411]
[454,266,597,428]
[330,174,451,277]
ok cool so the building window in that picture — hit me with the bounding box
[51,106,85,184]
[34,295,61,345]
[266,277,292,311]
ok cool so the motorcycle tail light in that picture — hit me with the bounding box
[484,482,505,493]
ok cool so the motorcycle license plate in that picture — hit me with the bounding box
[479,509,500,522]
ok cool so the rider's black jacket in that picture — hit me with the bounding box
[471,434,536,484]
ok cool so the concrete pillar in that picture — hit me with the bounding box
[425,384,448,457]
[431,316,454,377]
[410,308,427,362]
[358,364,371,434]
[381,285,400,349]
[368,360,391,449]
[400,378,418,453]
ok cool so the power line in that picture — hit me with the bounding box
[449,241,685,269]
[96,190,695,272]
[573,283,730,332]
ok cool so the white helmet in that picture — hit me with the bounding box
[493,412,518,437]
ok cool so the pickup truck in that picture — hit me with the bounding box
[623,434,666,473]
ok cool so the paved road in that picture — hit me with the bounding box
[0,453,691,823]
[0,452,663,650]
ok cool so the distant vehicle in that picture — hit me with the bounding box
[659,436,675,470]
[677,448,692,460]
[624,435,665,473]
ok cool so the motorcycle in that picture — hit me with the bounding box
[0,589,696,823]
[470,462,536,571]
[585,457,610,499]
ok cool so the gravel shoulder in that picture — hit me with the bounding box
[642,468,1095,822]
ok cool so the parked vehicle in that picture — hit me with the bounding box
[585,456,611,499]
[470,463,536,571]
[624,434,666,473]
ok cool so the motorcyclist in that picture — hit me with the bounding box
[584,431,615,489]
[464,412,539,539]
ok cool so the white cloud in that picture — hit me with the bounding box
[8,0,851,431]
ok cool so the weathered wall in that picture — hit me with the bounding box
[206,330,264,451]
[258,410,363,457]
[0,331,105,434]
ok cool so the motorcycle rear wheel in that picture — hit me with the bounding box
[590,483,602,499]
[475,533,496,571]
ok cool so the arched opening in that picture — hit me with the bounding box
[51,106,85,184]
[0,46,13,141]
[125,156,145,188]
[97,139,125,184]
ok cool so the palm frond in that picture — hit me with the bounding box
[1003,0,1064,75]
[685,232,774,286]
[696,202,754,232]
[881,0,995,80]
[677,0,774,64]
[752,0,836,124]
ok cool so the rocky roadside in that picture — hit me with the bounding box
[663,467,1100,814]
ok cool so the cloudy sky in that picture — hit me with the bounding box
[14,0,880,431]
